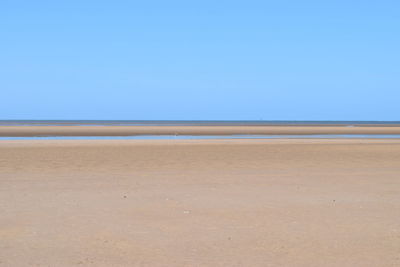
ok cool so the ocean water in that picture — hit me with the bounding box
[1,120,400,126]
[1,135,400,140]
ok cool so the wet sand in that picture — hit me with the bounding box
[1,139,400,266]
[1,125,400,136]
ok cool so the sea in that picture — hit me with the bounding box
[0,120,400,126]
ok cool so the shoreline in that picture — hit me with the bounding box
[2,125,400,137]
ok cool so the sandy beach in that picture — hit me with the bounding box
[0,138,399,266]
[1,125,400,136]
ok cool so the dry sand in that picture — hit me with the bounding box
[0,139,400,266]
[2,125,400,136]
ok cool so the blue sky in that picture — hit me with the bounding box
[1,1,399,120]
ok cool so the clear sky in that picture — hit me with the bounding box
[1,1,399,120]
